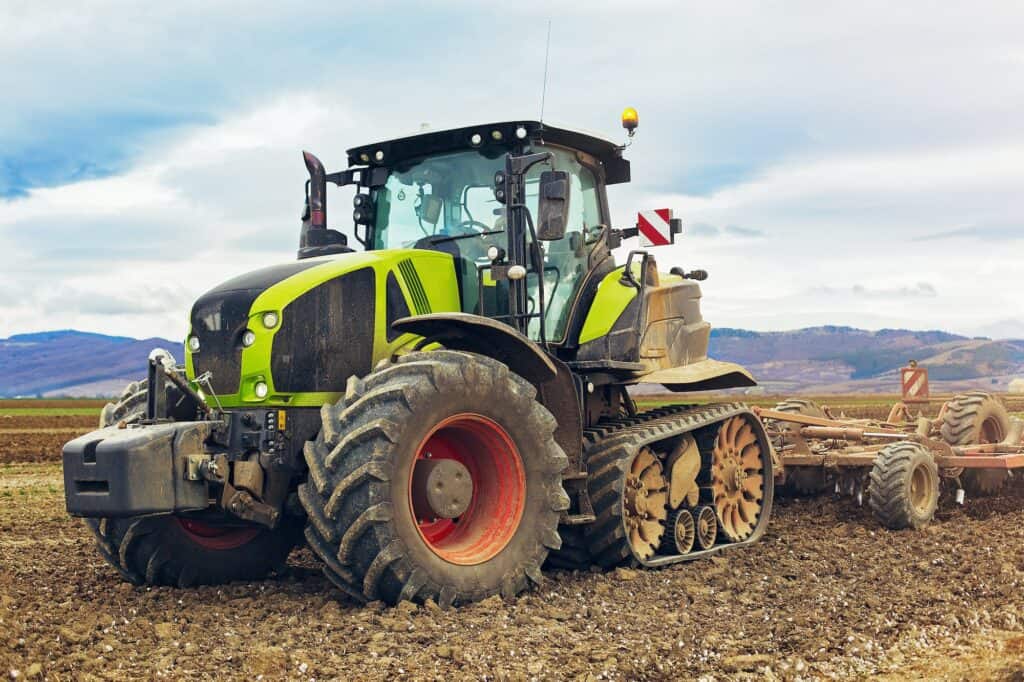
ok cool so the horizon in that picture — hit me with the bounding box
[4,323,1023,344]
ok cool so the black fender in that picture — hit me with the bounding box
[392,313,556,385]
[391,313,582,471]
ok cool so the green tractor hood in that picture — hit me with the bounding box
[184,249,460,408]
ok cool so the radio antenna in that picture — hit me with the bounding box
[539,19,552,123]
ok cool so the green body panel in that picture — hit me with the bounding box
[184,249,460,408]
[577,265,685,346]
[577,265,639,345]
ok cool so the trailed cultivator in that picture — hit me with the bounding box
[763,369,1024,529]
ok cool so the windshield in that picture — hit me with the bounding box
[372,149,508,250]
[370,145,604,343]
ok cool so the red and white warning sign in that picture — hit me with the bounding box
[901,364,930,403]
[637,208,674,247]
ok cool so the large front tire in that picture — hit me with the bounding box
[86,515,303,587]
[85,379,303,586]
[299,351,569,606]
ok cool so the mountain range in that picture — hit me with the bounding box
[1,327,1022,397]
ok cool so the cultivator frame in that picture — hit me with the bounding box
[761,365,1024,529]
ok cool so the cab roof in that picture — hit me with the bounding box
[345,120,631,185]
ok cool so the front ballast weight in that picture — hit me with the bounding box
[762,390,1024,531]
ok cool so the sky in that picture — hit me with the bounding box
[1,1,1022,341]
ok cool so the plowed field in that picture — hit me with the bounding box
[2,397,1023,679]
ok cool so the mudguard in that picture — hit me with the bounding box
[635,358,757,392]
[391,312,557,385]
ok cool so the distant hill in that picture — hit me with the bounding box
[0,330,180,397]
[2,327,1022,398]
[710,326,1024,394]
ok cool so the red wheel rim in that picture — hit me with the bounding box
[409,413,525,565]
[174,518,261,551]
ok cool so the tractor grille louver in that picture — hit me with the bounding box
[397,259,431,315]
[270,268,376,393]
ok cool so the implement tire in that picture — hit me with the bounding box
[940,392,1011,496]
[868,441,939,530]
[299,351,569,606]
[85,379,302,586]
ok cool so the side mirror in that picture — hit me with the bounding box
[537,170,571,241]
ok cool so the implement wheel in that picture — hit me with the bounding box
[868,442,939,530]
[940,392,1011,496]
[299,351,568,606]
[85,379,302,587]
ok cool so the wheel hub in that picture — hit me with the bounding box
[412,457,474,520]
[409,413,525,566]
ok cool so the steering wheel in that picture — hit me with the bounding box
[453,219,492,235]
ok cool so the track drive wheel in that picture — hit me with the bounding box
[299,351,568,606]
[940,392,1011,496]
[709,415,766,542]
[85,379,303,587]
[621,448,668,560]
[868,441,939,530]
[771,399,833,496]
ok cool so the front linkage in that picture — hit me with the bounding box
[64,354,302,533]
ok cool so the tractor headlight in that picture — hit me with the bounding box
[470,133,483,147]
[242,330,257,347]
[261,312,279,329]
[187,335,200,352]
[254,381,269,399]
[515,126,528,140]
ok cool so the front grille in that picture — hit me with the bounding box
[271,268,375,393]
[190,288,259,395]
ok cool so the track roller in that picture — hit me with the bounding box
[693,506,718,549]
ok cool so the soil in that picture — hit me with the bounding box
[2,463,1022,680]
[0,415,97,465]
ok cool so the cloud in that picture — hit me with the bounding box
[3,2,1024,340]
[688,222,720,237]
[812,282,938,299]
[913,224,1023,242]
[723,225,765,238]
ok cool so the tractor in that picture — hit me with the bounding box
[63,113,773,606]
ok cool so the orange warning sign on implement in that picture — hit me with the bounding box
[901,364,930,402]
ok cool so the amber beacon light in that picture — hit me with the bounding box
[621,107,639,136]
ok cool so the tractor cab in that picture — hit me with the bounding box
[300,121,630,345]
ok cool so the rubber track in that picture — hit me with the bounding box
[548,402,773,570]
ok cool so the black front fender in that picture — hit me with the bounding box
[392,312,557,386]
